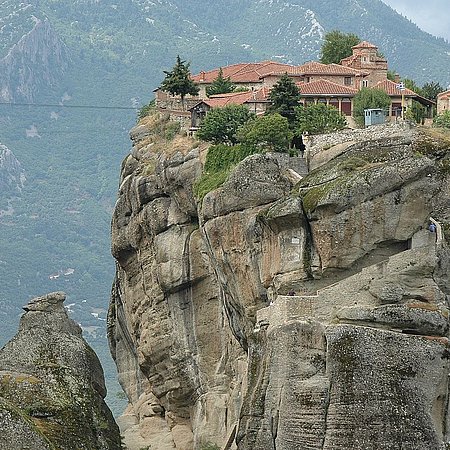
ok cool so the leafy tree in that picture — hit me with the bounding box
[267,73,301,125]
[237,113,292,152]
[206,68,236,97]
[387,70,398,81]
[433,110,450,129]
[320,30,360,65]
[197,104,254,145]
[159,55,199,109]
[352,88,391,126]
[421,81,444,101]
[295,103,346,135]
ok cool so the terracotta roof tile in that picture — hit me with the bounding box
[296,79,358,96]
[194,88,269,108]
[296,62,368,76]
[192,61,290,83]
[437,89,450,99]
[373,79,416,96]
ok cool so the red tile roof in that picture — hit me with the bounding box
[194,87,270,108]
[191,60,368,84]
[373,79,416,96]
[296,79,358,96]
[192,61,296,84]
[295,62,368,76]
[437,89,450,99]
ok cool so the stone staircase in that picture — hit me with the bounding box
[256,224,442,333]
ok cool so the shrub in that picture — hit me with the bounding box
[137,99,155,120]
[433,110,450,129]
[237,113,292,152]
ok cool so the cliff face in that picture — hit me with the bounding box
[0,292,121,450]
[108,116,450,450]
[0,18,70,102]
[0,143,25,214]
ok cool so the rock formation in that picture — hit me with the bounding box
[108,114,450,449]
[0,291,121,450]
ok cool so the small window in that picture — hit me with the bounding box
[344,77,352,86]
[362,80,369,87]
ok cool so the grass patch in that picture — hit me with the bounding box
[193,169,231,200]
[194,143,261,200]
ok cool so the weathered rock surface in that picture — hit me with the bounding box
[0,291,121,450]
[109,116,450,449]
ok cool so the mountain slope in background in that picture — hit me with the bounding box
[0,0,449,415]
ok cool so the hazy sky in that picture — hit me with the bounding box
[381,0,450,42]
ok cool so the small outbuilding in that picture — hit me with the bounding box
[364,108,386,127]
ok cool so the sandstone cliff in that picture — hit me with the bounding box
[0,292,121,450]
[108,114,450,450]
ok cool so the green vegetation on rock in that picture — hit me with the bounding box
[194,144,260,200]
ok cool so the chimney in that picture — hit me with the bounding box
[394,73,400,83]
[200,71,205,82]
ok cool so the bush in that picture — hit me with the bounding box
[433,110,450,129]
[237,113,292,152]
[137,99,155,120]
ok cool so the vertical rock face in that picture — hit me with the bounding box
[0,291,121,450]
[0,143,25,198]
[0,18,70,102]
[109,116,450,449]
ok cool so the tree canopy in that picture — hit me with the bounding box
[295,103,346,135]
[160,55,199,108]
[267,73,301,125]
[206,68,236,97]
[320,30,360,65]
[197,104,254,145]
[237,113,292,153]
[352,88,391,126]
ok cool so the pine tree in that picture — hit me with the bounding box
[160,55,199,109]
[206,68,236,97]
[267,73,301,125]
